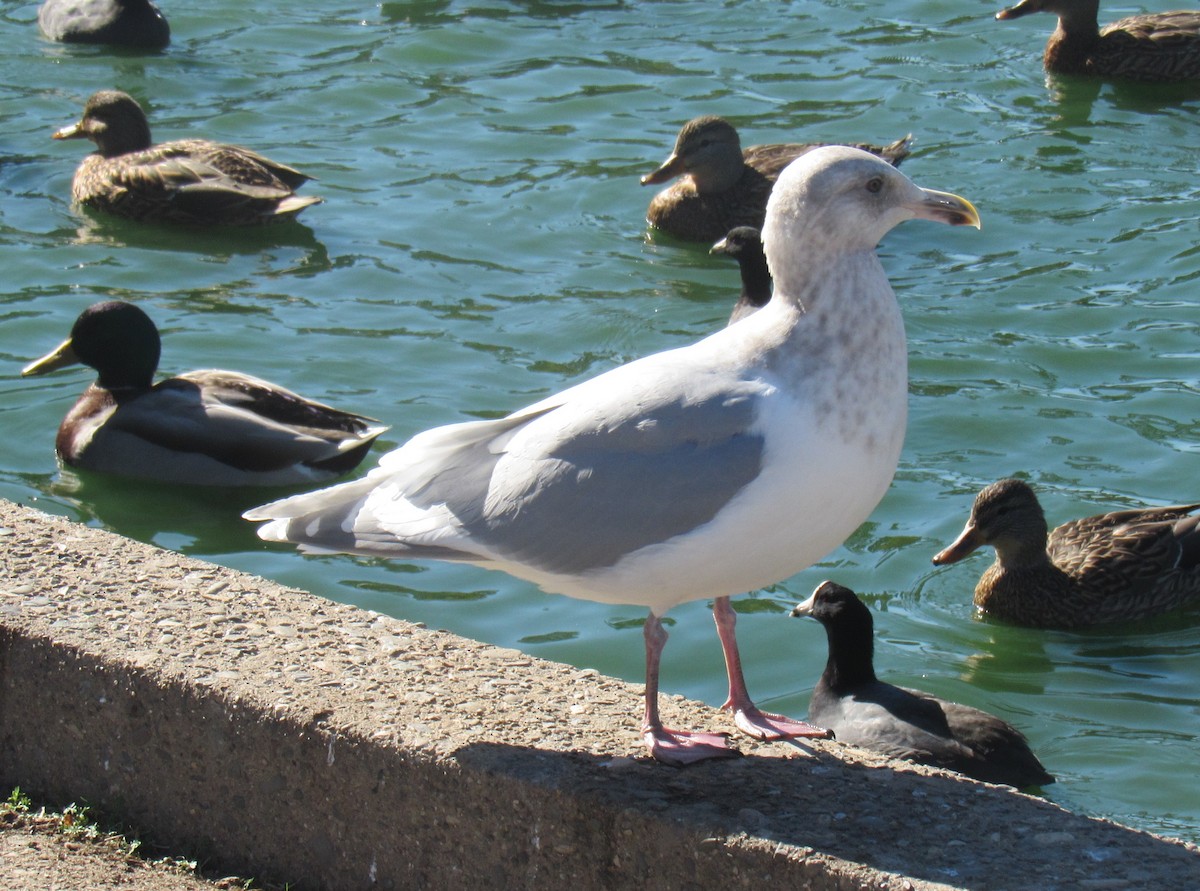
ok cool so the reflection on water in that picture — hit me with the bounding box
[46,469,280,556]
[961,627,1055,696]
[68,212,330,265]
[342,576,495,604]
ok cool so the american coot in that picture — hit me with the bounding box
[246,147,980,766]
[39,0,170,49]
[792,581,1054,789]
[54,90,322,225]
[640,115,912,242]
[933,478,1200,628]
[710,226,771,324]
[996,0,1200,81]
[22,301,386,487]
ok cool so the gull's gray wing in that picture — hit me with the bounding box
[444,385,767,575]
[250,364,772,574]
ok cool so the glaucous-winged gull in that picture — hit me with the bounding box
[246,146,980,766]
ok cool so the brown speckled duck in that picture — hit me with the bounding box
[640,115,912,243]
[932,478,1200,628]
[22,301,386,487]
[997,0,1200,81]
[54,90,322,225]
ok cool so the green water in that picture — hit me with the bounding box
[2,0,1199,844]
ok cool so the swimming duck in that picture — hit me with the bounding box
[791,581,1054,789]
[54,90,322,225]
[996,0,1200,81]
[932,478,1200,627]
[641,116,912,243]
[710,226,771,324]
[246,147,979,766]
[22,301,387,487]
[39,0,169,48]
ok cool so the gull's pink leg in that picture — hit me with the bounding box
[714,596,830,740]
[641,612,740,766]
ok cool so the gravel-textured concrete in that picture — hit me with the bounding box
[1,499,1198,890]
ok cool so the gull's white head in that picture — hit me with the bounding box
[762,146,980,288]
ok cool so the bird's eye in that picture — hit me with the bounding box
[865,177,884,194]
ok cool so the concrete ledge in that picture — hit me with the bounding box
[1,499,1197,890]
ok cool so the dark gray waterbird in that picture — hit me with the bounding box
[792,581,1054,789]
[710,226,771,324]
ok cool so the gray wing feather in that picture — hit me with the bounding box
[459,390,765,574]
[250,383,766,574]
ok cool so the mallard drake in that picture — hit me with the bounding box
[246,148,979,766]
[997,0,1200,81]
[932,478,1200,627]
[53,90,322,225]
[710,226,771,324]
[22,301,387,487]
[791,581,1054,788]
[640,116,912,243]
[39,0,169,48]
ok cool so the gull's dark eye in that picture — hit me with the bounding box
[866,176,884,194]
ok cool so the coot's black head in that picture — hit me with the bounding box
[791,580,873,631]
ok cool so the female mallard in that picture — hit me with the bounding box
[39,0,169,49]
[22,301,387,487]
[996,0,1200,81]
[640,115,912,243]
[54,90,322,225]
[710,226,771,324]
[932,478,1200,627]
[792,581,1054,789]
